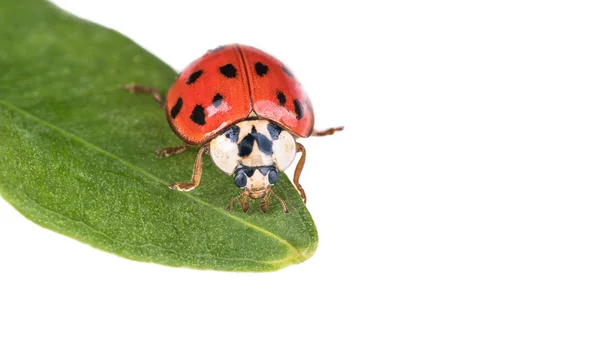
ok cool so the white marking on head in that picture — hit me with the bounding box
[272,130,296,171]
[209,132,238,174]
[209,119,296,176]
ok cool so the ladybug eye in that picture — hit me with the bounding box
[268,170,279,185]
[234,172,247,188]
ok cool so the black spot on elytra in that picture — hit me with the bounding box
[293,99,304,120]
[186,70,203,85]
[190,105,206,125]
[255,62,269,76]
[281,65,295,78]
[171,98,183,118]
[267,123,282,140]
[223,125,240,143]
[212,93,223,107]
[220,64,237,78]
[276,91,286,106]
[238,126,273,157]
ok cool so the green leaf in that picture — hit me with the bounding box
[0,0,317,272]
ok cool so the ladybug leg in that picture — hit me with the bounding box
[269,189,289,213]
[240,194,250,213]
[226,190,247,212]
[168,147,207,192]
[156,143,191,158]
[122,83,167,113]
[123,83,192,158]
[311,126,344,137]
[293,143,307,203]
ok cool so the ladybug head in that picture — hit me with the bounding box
[210,120,294,213]
[226,164,288,213]
[233,165,278,199]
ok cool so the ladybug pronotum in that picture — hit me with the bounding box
[125,44,342,213]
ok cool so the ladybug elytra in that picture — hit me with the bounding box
[125,44,342,213]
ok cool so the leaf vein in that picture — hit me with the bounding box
[0,99,304,262]
[13,183,295,267]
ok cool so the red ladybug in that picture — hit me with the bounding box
[125,44,342,213]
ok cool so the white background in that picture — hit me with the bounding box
[1,0,600,336]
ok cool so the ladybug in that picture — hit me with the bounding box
[124,44,342,213]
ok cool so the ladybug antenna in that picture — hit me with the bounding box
[268,188,289,213]
[226,190,249,212]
